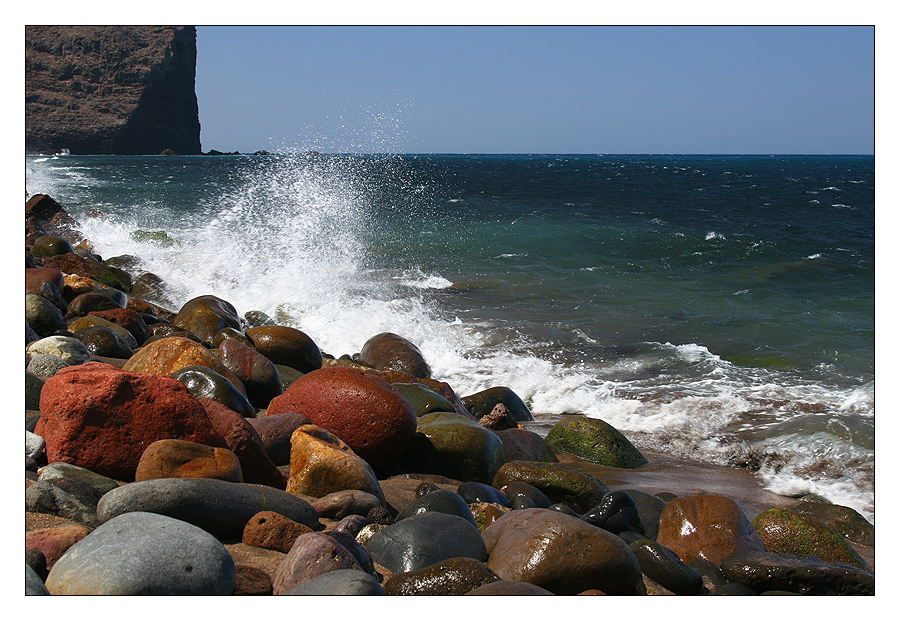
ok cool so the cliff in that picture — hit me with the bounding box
[25,26,201,155]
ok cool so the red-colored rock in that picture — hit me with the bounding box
[87,308,150,345]
[265,367,417,465]
[656,494,766,566]
[216,338,283,408]
[135,438,243,482]
[200,398,286,488]
[33,362,226,481]
[26,267,64,295]
[25,524,91,570]
[242,510,314,553]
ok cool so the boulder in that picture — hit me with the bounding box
[172,295,241,343]
[123,336,246,395]
[25,293,66,337]
[618,489,668,541]
[34,362,225,480]
[25,478,102,526]
[383,557,500,595]
[216,338,283,408]
[719,550,875,595]
[751,507,866,568]
[656,494,765,566]
[286,425,384,501]
[502,481,552,508]
[64,291,126,318]
[241,510,314,553]
[492,461,609,514]
[245,325,322,373]
[402,411,505,484]
[26,266,65,295]
[266,367,417,465]
[544,415,647,468]
[270,532,364,595]
[791,501,875,547]
[42,253,132,292]
[391,382,455,416]
[482,508,643,595]
[461,386,533,422]
[581,491,644,535]
[26,353,69,377]
[357,332,432,378]
[169,365,255,417]
[26,335,91,366]
[31,235,76,258]
[66,315,138,349]
[44,512,235,595]
[135,439,243,483]
[493,427,557,463]
[246,410,312,466]
[96,478,319,539]
[465,580,554,595]
[457,481,511,507]
[72,325,134,358]
[26,371,44,410]
[468,502,511,532]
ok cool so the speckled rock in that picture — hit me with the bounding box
[286,425,384,501]
[135,439,243,483]
[492,460,609,514]
[656,494,765,566]
[169,365,255,417]
[96,478,318,539]
[25,478,102,526]
[403,411,506,484]
[123,336,247,396]
[364,512,487,574]
[751,507,866,568]
[25,524,92,570]
[44,512,235,595]
[357,332,432,378]
[241,510,314,553]
[27,335,91,366]
[482,508,643,595]
[172,295,241,343]
[26,353,70,377]
[383,557,500,595]
[37,462,119,495]
[270,532,364,595]
[544,415,647,468]
[283,569,384,595]
[461,386,533,422]
[26,430,45,461]
[245,325,323,373]
[216,338,283,408]
[719,550,875,595]
[266,367,416,465]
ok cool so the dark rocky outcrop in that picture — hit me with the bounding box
[26,26,201,155]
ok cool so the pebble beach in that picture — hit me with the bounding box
[25,192,875,597]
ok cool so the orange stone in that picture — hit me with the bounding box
[123,336,247,395]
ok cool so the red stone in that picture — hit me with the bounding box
[26,267,64,295]
[25,524,91,570]
[33,362,226,481]
[242,511,314,553]
[87,308,150,345]
[265,367,417,465]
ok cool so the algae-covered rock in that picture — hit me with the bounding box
[791,501,874,547]
[492,460,609,514]
[544,415,647,468]
[391,383,456,417]
[751,507,866,569]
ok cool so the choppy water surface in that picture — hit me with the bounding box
[26,153,874,520]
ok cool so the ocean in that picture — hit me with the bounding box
[25,152,875,522]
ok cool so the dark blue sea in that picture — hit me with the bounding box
[26,153,875,520]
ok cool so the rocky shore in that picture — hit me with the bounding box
[25,193,875,596]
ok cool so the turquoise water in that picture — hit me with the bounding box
[26,153,875,520]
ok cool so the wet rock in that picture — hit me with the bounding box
[477,403,520,431]
[40,280,69,313]
[241,510,314,553]
[27,335,91,366]
[266,367,417,465]
[68,315,139,349]
[25,524,92,570]
[364,512,487,574]
[391,382,455,416]
[135,439,243,483]
[216,338,283,408]
[26,293,66,337]
[44,512,235,595]
[630,538,704,595]
[719,550,875,595]
[618,488,668,540]
[357,332,432,378]
[64,291,125,319]
[73,325,134,358]
[245,325,323,373]
[270,532,363,595]
[396,489,477,527]
[97,478,318,540]
[468,502,511,532]
[544,415,647,468]
[31,235,76,258]
[246,410,312,466]
[791,500,875,547]
[581,491,644,535]
[656,494,765,566]
[172,295,241,343]
[212,327,254,348]
[34,362,225,481]
[283,569,384,595]
[42,253,132,292]
[123,336,247,394]
[492,460,609,514]
[169,365,255,417]
[243,310,277,328]
[383,557,500,595]
[483,508,643,595]
[403,411,506,484]
[37,462,119,495]
[461,386,534,422]
[457,481,510,507]
[464,580,554,595]
[502,481,552,508]
[415,481,440,497]
[312,490,383,520]
[286,425,384,501]
[87,308,150,345]
[26,266,65,295]
[751,507,866,568]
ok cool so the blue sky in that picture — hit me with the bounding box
[196,25,874,154]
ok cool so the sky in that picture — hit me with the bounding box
[194,25,875,155]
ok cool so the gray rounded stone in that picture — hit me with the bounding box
[25,293,66,338]
[26,564,49,595]
[283,569,384,595]
[26,336,91,366]
[26,353,70,378]
[25,478,101,526]
[38,462,120,495]
[26,430,45,460]
[45,512,235,595]
[96,478,318,539]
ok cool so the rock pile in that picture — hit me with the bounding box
[25,195,875,595]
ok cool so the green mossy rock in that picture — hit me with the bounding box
[492,460,609,514]
[791,501,874,547]
[544,415,647,469]
[752,508,866,569]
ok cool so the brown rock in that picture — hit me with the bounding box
[33,361,225,480]
[270,532,363,595]
[478,403,519,430]
[245,325,322,373]
[87,308,150,345]
[172,295,241,343]
[25,524,91,570]
[242,510,314,553]
[370,370,474,419]
[357,332,432,378]
[494,427,558,463]
[656,494,765,566]
[266,367,417,465]
[26,267,64,295]
[123,336,246,394]
[216,338,283,408]
[41,253,132,292]
[200,398,286,488]
[482,508,643,595]
[232,564,273,595]
[246,411,312,466]
[286,425,384,501]
[383,557,500,595]
[311,490,382,520]
[135,438,243,482]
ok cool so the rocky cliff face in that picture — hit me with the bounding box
[26,26,201,155]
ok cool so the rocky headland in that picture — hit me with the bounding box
[25,194,875,596]
[25,26,201,155]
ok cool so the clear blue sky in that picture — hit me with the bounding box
[194,26,874,154]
